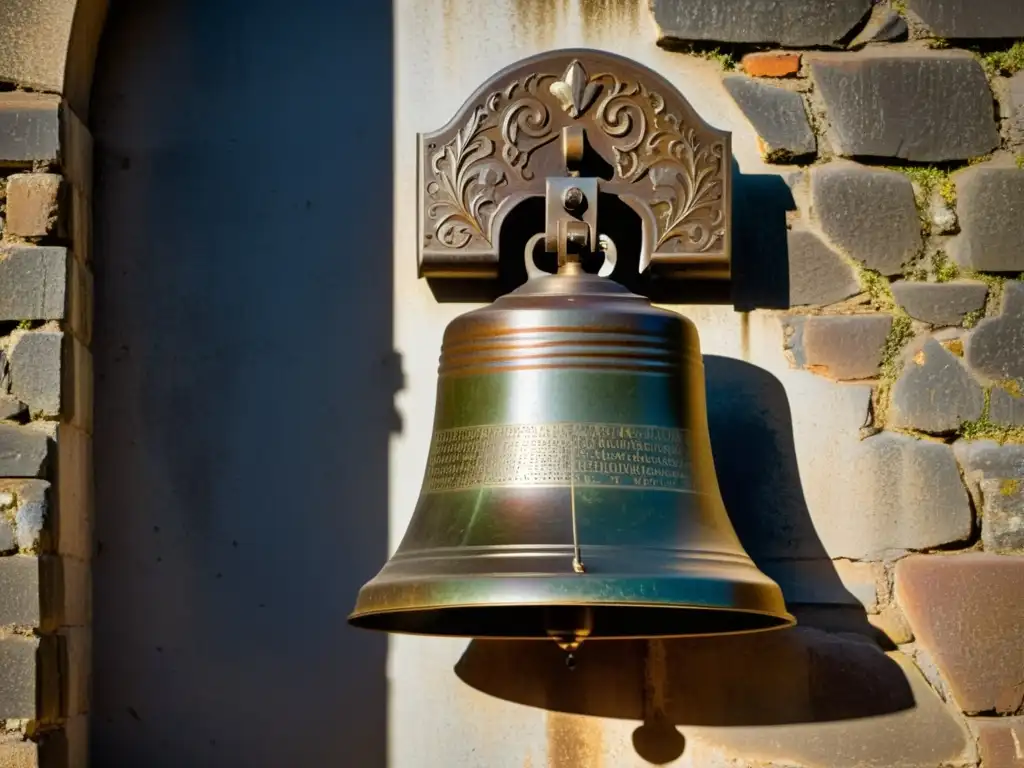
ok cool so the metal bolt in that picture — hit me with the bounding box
[562,186,586,214]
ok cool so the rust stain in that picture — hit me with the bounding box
[546,712,603,768]
[578,0,639,38]
[512,0,570,47]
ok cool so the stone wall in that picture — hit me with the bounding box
[0,84,93,766]
[653,1,1024,764]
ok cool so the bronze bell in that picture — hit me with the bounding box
[349,51,795,650]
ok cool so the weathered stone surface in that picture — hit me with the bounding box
[868,606,914,645]
[966,283,1024,381]
[0,397,25,422]
[0,738,37,768]
[826,433,971,558]
[907,0,1024,38]
[889,338,984,433]
[787,228,861,306]
[850,10,909,46]
[811,163,921,275]
[8,331,62,417]
[686,644,972,767]
[742,51,801,77]
[810,52,999,162]
[795,314,893,380]
[0,93,59,164]
[0,480,48,553]
[651,0,872,46]
[1010,71,1024,145]
[895,553,1024,713]
[0,246,67,321]
[991,385,1024,427]
[0,636,37,717]
[951,166,1024,273]
[724,76,816,162]
[890,280,987,327]
[954,439,1024,511]
[980,478,1024,553]
[4,174,63,238]
[832,560,880,612]
[972,717,1024,768]
[0,556,39,627]
[0,424,48,478]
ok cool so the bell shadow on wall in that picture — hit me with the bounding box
[454,358,914,764]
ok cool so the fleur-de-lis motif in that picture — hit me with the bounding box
[549,60,601,118]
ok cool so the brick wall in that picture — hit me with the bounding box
[0,91,93,765]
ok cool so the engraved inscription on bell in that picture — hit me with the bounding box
[424,423,691,493]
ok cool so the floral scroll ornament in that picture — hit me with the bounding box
[424,58,725,255]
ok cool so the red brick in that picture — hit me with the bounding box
[973,717,1024,767]
[742,51,802,77]
[895,554,1024,714]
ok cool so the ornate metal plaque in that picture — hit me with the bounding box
[417,48,732,284]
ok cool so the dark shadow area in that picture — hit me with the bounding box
[455,357,912,763]
[426,160,794,309]
[90,1,392,766]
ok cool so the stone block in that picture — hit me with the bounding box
[0,521,14,553]
[59,106,92,195]
[889,338,984,433]
[826,433,971,559]
[786,228,861,307]
[0,93,59,165]
[832,560,880,612]
[1011,72,1024,146]
[868,606,914,645]
[8,331,63,418]
[54,425,91,560]
[0,480,49,553]
[890,280,987,327]
[980,478,1024,553]
[991,385,1024,427]
[66,257,92,345]
[850,10,908,45]
[906,0,1024,37]
[0,424,49,478]
[651,0,872,46]
[811,163,921,275]
[966,283,1024,381]
[0,636,38,718]
[741,51,801,77]
[0,556,38,627]
[0,246,67,321]
[810,51,999,162]
[972,717,1024,768]
[896,553,1024,713]
[954,439,1024,509]
[4,174,64,238]
[723,76,816,162]
[795,314,893,380]
[951,165,1024,273]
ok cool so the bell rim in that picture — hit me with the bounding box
[347,600,796,639]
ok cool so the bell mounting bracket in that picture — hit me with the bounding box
[417,48,733,287]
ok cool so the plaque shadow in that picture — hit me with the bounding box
[454,357,913,763]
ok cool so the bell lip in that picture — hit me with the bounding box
[347,601,797,640]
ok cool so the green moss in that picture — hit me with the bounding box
[1017,155,1024,170]
[16,320,30,330]
[927,38,950,49]
[874,314,915,427]
[859,267,897,311]
[891,0,906,13]
[997,378,1024,398]
[897,166,956,207]
[1002,478,1021,496]
[960,389,1024,443]
[979,41,1024,76]
[962,308,985,328]
[932,251,959,283]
